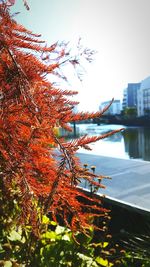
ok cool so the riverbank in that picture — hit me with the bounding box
[93,115,150,127]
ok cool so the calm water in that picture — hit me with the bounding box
[75,123,150,162]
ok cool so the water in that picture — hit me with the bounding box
[74,123,150,162]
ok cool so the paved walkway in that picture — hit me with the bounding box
[77,153,150,213]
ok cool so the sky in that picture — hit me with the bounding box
[12,0,150,112]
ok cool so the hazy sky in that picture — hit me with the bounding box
[12,0,150,111]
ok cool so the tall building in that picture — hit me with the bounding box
[122,88,127,110]
[99,99,121,115]
[137,76,150,117]
[122,82,141,110]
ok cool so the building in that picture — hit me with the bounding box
[99,100,121,115]
[137,76,150,117]
[122,88,127,110]
[122,82,141,110]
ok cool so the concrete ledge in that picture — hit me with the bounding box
[77,153,150,212]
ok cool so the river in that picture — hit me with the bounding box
[74,123,150,162]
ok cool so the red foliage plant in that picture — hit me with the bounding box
[0,2,122,236]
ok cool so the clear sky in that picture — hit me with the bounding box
[12,0,150,111]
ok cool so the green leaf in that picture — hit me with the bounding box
[42,231,57,240]
[62,233,70,241]
[77,253,98,267]
[55,225,66,235]
[7,230,22,241]
[102,242,109,248]
[42,215,50,224]
[96,257,113,266]
[50,221,57,226]
[4,261,12,267]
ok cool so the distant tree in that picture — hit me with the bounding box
[124,107,137,118]
[144,108,150,116]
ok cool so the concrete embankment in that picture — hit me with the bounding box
[77,152,150,213]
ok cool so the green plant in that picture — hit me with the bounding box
[0,211,116,266]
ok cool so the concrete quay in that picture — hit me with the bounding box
[77,153,150,213]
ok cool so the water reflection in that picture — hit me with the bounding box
[122,127,150,161]
[76,123,150,162]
